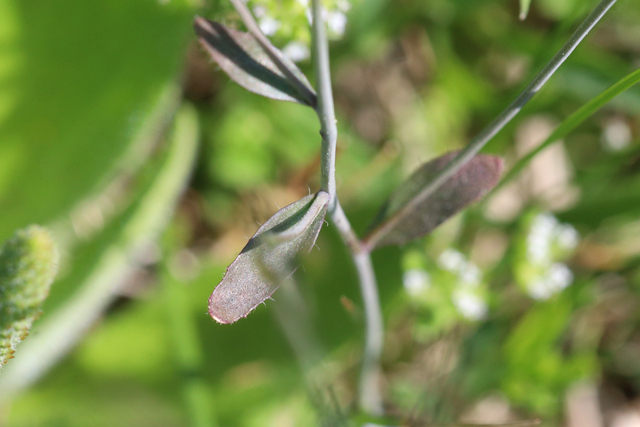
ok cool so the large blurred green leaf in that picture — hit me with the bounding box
[0,0,194,241]
[0,104,200,400]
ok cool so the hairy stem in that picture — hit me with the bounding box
[364,0,617,249]
[311,0,337,201]
[311,0,384,415]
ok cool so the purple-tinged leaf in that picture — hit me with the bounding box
[365,151,504,248]
[194,16,316,106]
[209,192,329,324]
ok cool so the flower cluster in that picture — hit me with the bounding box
[514,212,579,300]
[248,0,354,61]
[402,248,489,329]
[438,249,488,321]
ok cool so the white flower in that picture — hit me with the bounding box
[535,213,559,234]
[528,278,554,300]
[336,0,352,12]
[527,263,573,300]
[557,224,579,250]
[526,214,556,264]
[327,10,348,36]
[459,263,481,287]
[282,41,310,62]
[548,262,573,290]
[403,269,431,296]
[259,16,281,36]
[602,117,632,152]
[452,291,487,321]
[252,5,267,18]
[439,249,466,272]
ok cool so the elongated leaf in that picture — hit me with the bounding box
[0,105,200,398]
[495,67,640,195]
[0,0,193,242]
[209,191,329,324]
[365,152,504,248]
[194,17,316,106]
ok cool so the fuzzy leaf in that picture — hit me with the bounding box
[0,226,58,368]
[194,17,316,106]
[209,191,329,324]
[366,152,504,248]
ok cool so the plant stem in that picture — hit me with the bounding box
[352,248,384,415]
[272,278,348,426]
[311,0,337,202]
[311,0,384,415]
[364,0,617,249]
[163,265,216,427]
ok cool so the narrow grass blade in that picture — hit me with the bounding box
[494,67,640,194]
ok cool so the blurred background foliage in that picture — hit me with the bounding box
[1,0,640,426]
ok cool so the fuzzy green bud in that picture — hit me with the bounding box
[0,226,58,368]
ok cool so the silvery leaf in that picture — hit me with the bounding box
[194,17,316,106]
[209,191,329,324]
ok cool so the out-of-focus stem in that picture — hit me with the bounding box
[163,265,216,427]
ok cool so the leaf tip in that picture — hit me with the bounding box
[208,291,238,324]
[193,15,210,35]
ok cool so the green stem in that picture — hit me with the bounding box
[163,265,216,427]
[311,0,337,200]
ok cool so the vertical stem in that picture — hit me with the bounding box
[312,0,337,201]
[163,266,216,427]
[272,279,348,426]
[310,0,384,415]
[352,250,385,415]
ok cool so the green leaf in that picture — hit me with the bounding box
[194,17,316,106]
[208,191,329,324]
[0,0,194,242]
[365,152,504,248]
[0,226,58,368]
[0,105,200,398]
[520,0,532,20]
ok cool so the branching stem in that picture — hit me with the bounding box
[311,0,384,415]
